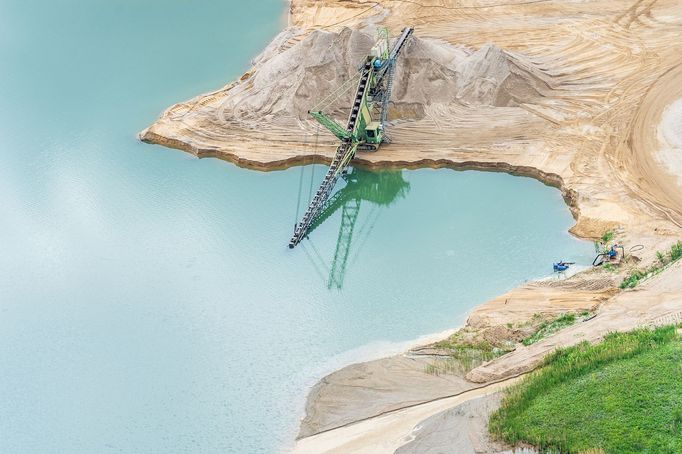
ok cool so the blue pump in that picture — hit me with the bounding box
[553,263,569,272]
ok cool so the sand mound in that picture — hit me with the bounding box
[225,27,374,124]
[395,39,554,108]
[454,44,555,106]
[220,27,555,126]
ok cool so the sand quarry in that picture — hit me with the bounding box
[142,0,682,452]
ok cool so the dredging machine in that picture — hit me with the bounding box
[288,27,414,249]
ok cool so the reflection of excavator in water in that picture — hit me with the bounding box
[302,168,410,289]
[288,27,414,249]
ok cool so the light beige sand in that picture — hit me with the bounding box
[393,394,510,454]
[468,260,682,382]
[657,98,682,186]
[142,0,682,238]
[292,261,682,452]
[292,376,522,454]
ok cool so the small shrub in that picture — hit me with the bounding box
[522,313,577,346]
[428,336,512,375]
[620,269,647,289]
[601,230,614,243]
[671,241,682,261]
[656,250,666,264]
[620,240,682,289]
[602,263,616,272]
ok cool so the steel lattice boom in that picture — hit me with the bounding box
[288,27,413,248]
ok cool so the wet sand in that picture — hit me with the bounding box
[293,378,522,454]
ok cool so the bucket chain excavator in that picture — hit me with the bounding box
[289,27,413,248]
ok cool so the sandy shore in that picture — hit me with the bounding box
[294,378,522,454]
[141,0,682,452]
[393,394,530,454]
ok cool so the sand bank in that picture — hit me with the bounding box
[141,0,682,451]
[293,378,521,454]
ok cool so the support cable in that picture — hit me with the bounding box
[294,131,309,230]
[351,206,383,266]
[301,242,329,285]
[307,124,320,207]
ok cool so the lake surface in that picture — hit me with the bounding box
[0,1,594,453]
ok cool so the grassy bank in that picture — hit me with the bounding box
[425,338,511,375]
[620,240,682,289]
[489,326,682,453]
[521,312,586,346]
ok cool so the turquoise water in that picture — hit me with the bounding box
[0,1,594,453]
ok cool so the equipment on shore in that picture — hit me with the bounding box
[288,27,414,249]
[592,254,606,267]
[553,261,574,272]
[592,243,625,267]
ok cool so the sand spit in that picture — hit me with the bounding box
[142,0,682,452]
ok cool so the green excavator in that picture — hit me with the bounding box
[289,27,414,248]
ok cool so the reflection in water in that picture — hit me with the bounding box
[305,168,410,289]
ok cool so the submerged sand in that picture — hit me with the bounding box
[141,0,682,452]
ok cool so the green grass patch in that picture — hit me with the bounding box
[426,340,508,375]
[620,241,682,289]
[522,313,577,346]
[490,326,682,453]
[602,262,617,272]
[671,242,682,261]
[595,230,615,253]
[620,267,658,289]
[601,230,615,243]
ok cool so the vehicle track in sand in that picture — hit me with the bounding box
[617,60,682,227]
